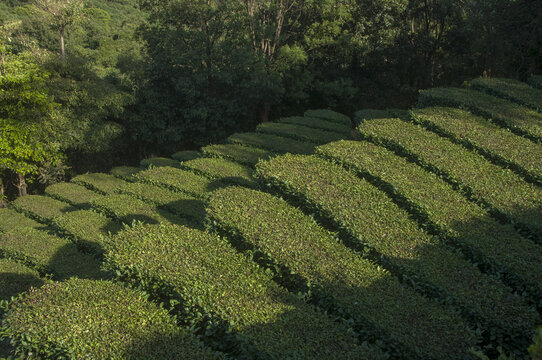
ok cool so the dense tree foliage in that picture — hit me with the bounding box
[0,0,540,198]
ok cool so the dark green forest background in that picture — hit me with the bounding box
[0,0,541,201]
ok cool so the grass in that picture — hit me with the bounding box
[106,224,381,359]
[418,87,542,142]
[357,117,542,239]
[2,279,220,359]
[256,154,539,340]
[207,186,477,360]
[409,107,542,183]
[318,140,542,301]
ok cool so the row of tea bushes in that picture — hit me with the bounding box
[206,186,477,360]
[1,279,220,359]
[256,122,346,144]
[418,87,542,142]
[317,140,542,303]
[72,173,126,195]
[470,78,542,113]
[408,107,542,183]
[278,116,350,133]
[105,223,381,359]
[228,132,317,155]
[136,166,217,199]
[140,157,182,169]
[255,155,539,342]
[357,118,542,240]
[45,182,104,208]
[181,157,256,188]
[304,109,352,126]
[201,143,274,166]
[0,258,45,302]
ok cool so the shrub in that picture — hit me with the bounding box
[470,78,542,112]
[227,132,316,155]
[278,116,351,133]
[0,258,44,301]
[304,109,351,126]
[357,117,542,239]
[72,173,126,195]
[110,166,141,181]
[45,182,102,208]
[317,140,542,302]
[1,279,221,359]
[418,87,542,142]
[0,227,104,280]
[117,182,206,223]
[11,195,71,223]
[171,150,201,162]
[140,157,181,169]
[52,209,123,255]
[201,144,274,166]
[0,209,41,232]
[182,158,256,187]
[207,186,476,360]
[409,107,542,183]
[256,154,539,341]
[105,223,379,359]
[136,167,218,198]
[256,122,346,144]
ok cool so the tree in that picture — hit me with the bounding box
[0,52,63,197]
[0,19,21,74]
[34,0,87,60]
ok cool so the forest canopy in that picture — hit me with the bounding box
[0,0,540,201]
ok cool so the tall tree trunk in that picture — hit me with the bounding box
[60,27,65,60]
[15,173,27,197]
[0,180,5,208]
[260,100,271,123]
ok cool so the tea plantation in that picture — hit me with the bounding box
[1,77,541,359]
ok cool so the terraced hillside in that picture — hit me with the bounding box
[1,78,541,359]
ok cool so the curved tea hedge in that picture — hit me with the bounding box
[106,224,380,359]
[256,154,539,339]
[52,209,122,255]
[207,186,477,360]
[182,157,256,187]
[201,143,274,166]
[317,140,542,301]
[357,117,542,238]
[110,166,141,181]
[278,116,350,133]
[137,166,218,198]
[409,107,542,183]
[418,87,542,142]
[470,78,542,112]
[117,182,206,223]
[354,109,408,125]
[0,259,44,301]
[140,157,181,169]
[72,173,126,195]
[227,132,316,154]
[45,182,103,208]
[256,122,347,144]
[0,227,104,280]
[0,208,41,232]
[171,150,201,162]
[11,195,71,223]
[304,109,351,126]
[1,279,220,359]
